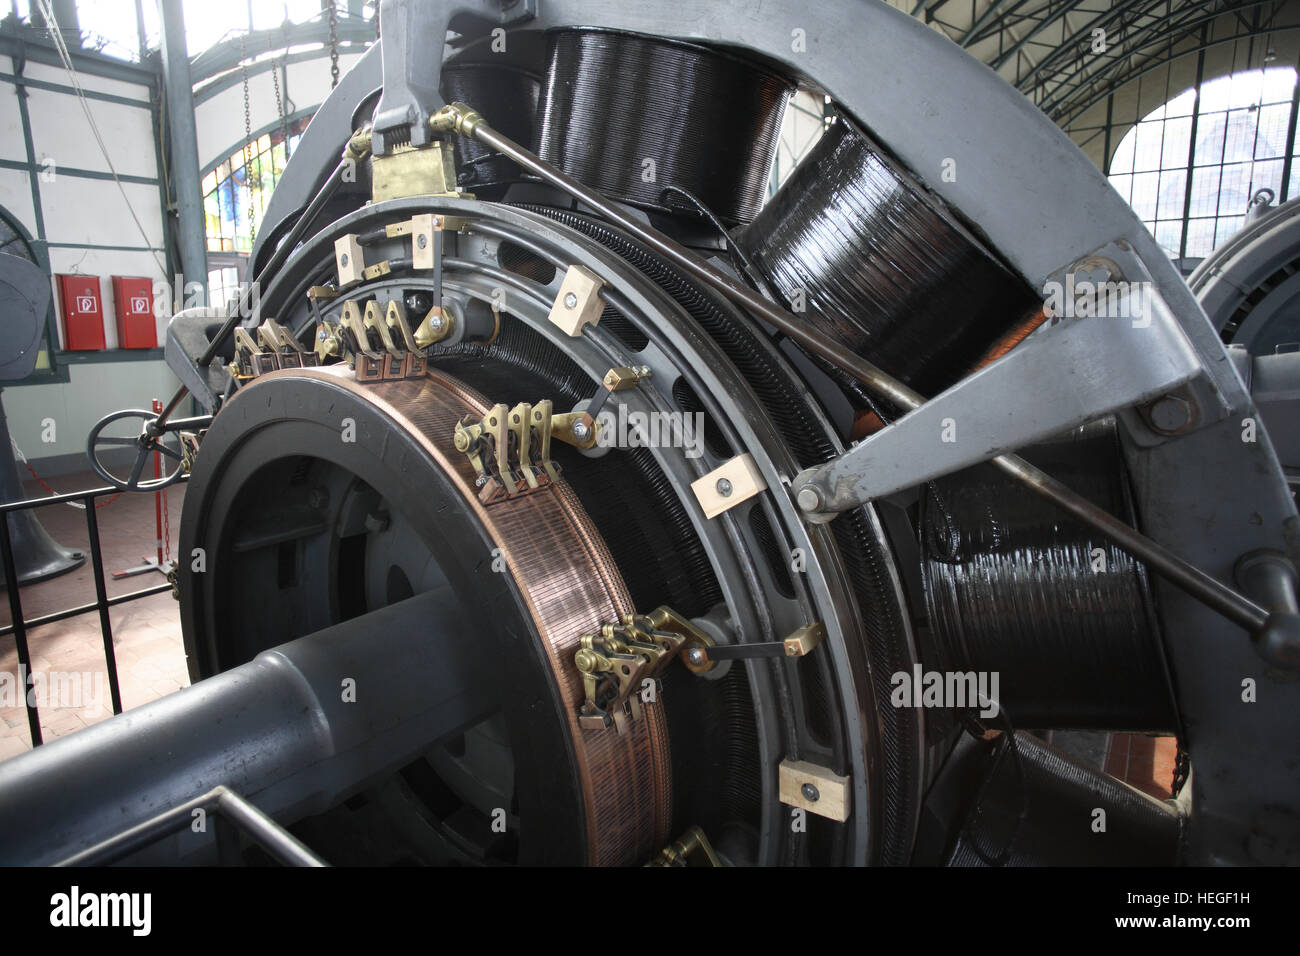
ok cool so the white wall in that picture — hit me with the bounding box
[3,362,182,467]
[0,50,179,473]
[194,51,365,173]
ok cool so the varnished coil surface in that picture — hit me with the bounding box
[741,116,1040,398]
[440,62,541,190]
[536,27,793,224]
[919,421,1175,732]
[315,365,672,865]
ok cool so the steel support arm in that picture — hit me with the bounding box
[790,292,1203,512]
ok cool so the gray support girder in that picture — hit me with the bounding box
[0,588,489,865]
[157,0,208,301]
[793,282,1203,511]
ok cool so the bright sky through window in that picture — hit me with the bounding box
[1109,67,1300,261]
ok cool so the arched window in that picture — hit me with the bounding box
[1108,67,1299,260]
[202,118,310,255]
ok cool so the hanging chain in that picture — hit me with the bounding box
[272,55,287,154]
[240,34,256,243]
[328,2,340,90]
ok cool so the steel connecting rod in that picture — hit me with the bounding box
[432,103,1278,639]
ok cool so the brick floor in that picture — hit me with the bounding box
[1104,732,1179,800]
[0,470,187,758]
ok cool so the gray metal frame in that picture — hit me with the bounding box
[1190,197,1300,346]
[247,0,1300,864]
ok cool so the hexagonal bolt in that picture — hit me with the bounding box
[801,783,820,802]
[1147,395,1194,434]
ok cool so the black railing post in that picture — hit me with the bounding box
[0,510,41,746]
[83,497,124,716]
[0,479,188,752]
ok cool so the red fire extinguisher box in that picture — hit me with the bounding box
[55,274,106,351]
[110,276,157,349]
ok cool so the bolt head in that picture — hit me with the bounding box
[417,234,428,249]
[572,420,590,441]
[716,478,733,497]
[429,313,446,332]
[564,292,578,309]
[796,486,822,512]
[340,254,349,267]
[686,646,706,666]
[801,783,820,802]
[1148,395,1193,434]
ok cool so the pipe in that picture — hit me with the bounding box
[157,0,209,308]
[0,587,491,865]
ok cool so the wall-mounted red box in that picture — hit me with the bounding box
[55,274,105,351]
[110,276,157,349]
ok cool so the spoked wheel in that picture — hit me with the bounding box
[86,409,187,491]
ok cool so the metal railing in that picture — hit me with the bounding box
[0,482,182,747]
[58,785,328,868]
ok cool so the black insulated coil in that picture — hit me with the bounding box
[740,115,1041,398]
[536,28,793,225]
[439,62,542,192]
[919,421,1176,732]
[947,732,1181,866]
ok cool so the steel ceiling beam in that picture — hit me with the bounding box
[1024,0,1207,96]
[1057,21,1300,128]
[1042,0,1278,119]
[989,0,1115,71]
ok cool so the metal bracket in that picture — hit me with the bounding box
[371,140,461,203]
[335,234,364,288]
[549,265,606,336]
[779,759,851,823]
[371,0,443,154]
[792,258,1206,517]
[691,454,767,519]
[574,606,713,734]
[230,320,319,380]
[644,825,721,867]
[453,397,599,504]
[321,300,428,383]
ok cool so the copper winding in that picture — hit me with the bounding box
[969,306,1050,371]
[293,365,672,865]
[850,305,1050,441]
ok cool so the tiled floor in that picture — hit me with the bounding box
[1105,732,1178,800]
[0,471,188,761]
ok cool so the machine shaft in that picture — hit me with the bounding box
[0,587,489,865]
